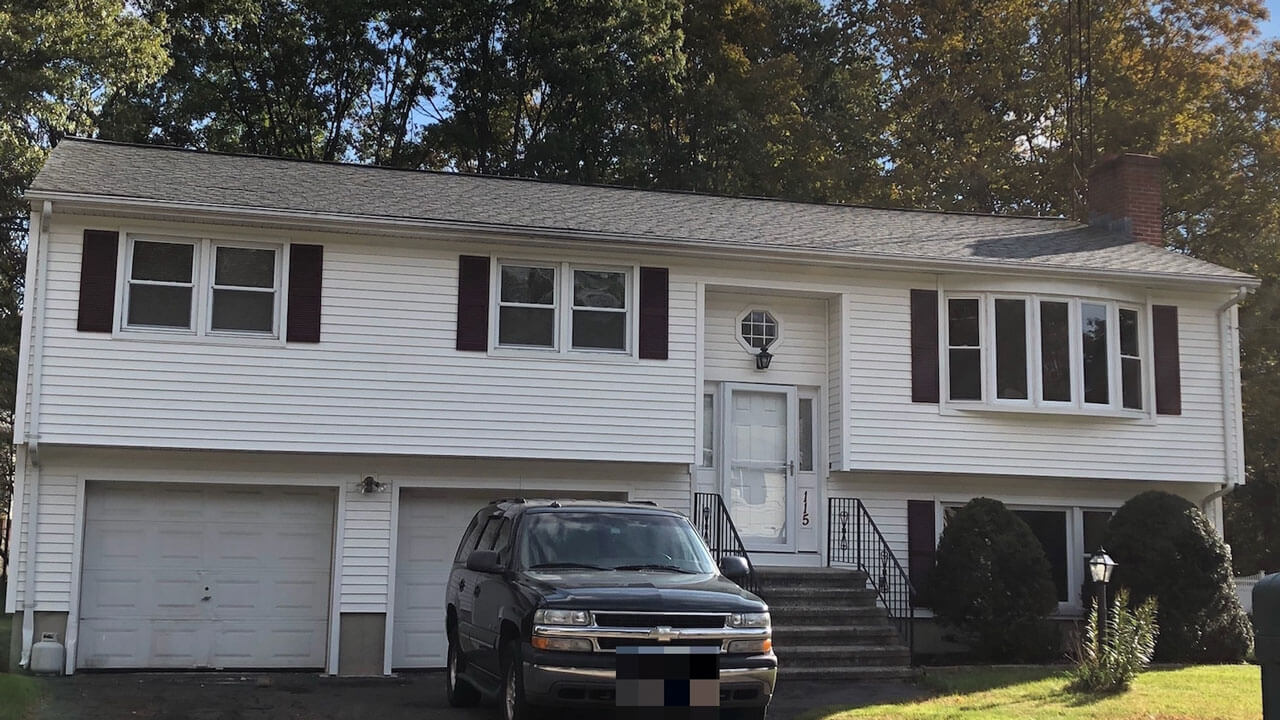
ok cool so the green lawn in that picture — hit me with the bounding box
[0,672,41,720]
[802,665,1261,720]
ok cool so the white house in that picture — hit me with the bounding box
[4,139,1256,676]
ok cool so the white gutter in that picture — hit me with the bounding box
[18,200,51,668]
[1203,285,1251,519]
[27,190,1262,290]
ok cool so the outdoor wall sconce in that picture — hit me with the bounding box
[755,346,773,370]
[359,475,387,494]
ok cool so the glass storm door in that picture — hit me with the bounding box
[722,384,797,552]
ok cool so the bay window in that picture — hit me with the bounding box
[943,294,1148,413]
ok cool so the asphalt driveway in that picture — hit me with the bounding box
[32,671,924,720]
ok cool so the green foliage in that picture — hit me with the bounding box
[930,497,1060,661]
[1106,491,1253,663]
[1071,589,1158,693]
[0,0,169,520]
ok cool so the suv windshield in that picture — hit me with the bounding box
[518,511,717,574]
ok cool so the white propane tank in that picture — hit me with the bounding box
[29,632,65,674]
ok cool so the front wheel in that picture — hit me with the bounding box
[501,642,539,720]
[445,638,480,707]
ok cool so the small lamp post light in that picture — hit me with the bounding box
[755,345,774,370]
[1089,549,1118,642]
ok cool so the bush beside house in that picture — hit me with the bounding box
[931,497,1061,661]
[1106,490,1253,663]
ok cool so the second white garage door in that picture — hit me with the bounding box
[391,491,492,669]
[77,483,335,669]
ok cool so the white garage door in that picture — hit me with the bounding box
[77,483,335,669]
[391,491,492,669]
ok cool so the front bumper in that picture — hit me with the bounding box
[522,647,777,709]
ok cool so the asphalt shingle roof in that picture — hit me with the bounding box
[29,138,1255,284]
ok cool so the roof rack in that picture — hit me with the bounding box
[628,500,658,506]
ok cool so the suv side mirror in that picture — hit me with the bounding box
[467,549,503,574]
[720,556,750,581]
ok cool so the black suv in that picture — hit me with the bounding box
[444,499,777,720]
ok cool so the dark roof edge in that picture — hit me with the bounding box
[29,189,1260,289]
[45,136,1083,225]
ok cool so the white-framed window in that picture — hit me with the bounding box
[493,261,633,354]
[122,235,283,338]
[942,293,1148,414]
[941,501,1119,611]
[125,238,198,330]
[734,307,782,355]
[497,263,557,348]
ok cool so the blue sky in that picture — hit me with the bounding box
[1262,0,1280,41]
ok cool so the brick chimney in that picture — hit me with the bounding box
[1086,153,1163,247]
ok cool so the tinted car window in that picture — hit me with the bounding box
[453,511,488,563]
[477,515,503,552]
[518,512,716,573]
[492,518,514,564]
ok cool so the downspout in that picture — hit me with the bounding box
[1202,285,1251,519]
[18,201,51,668]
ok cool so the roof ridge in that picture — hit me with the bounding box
[53,136,1082,225]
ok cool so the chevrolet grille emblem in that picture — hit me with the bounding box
[648,626,679,643]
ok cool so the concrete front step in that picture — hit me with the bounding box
[767,603,889,624]
[772,624,901,644]
[775,644,911,668]
[755,567,869,587]
[776,665,919,682]
[759,585,879,603]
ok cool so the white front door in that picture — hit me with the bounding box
[722,384,797,552]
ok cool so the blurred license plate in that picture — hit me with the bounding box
[615,646,720,708]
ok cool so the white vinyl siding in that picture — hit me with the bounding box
[10,471,78,610]
[340,486,392,612]
[844,278,1228,483]
[35,217,696,463]
[704,291,828,386]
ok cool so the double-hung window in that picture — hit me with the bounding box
[943,294,1148,414]
[123,235,283,338]
[495,261,632,353]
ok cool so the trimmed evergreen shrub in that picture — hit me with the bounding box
[1071,589,1159,693]
[1105,490,1253,662]
[931,497,1060,661]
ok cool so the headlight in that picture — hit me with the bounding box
[534,609,591,626]
[531,635,593,652]
[726,638,772,654]
[727,612,770,629]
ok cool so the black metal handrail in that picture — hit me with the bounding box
[827,496,914,662]
[692,492,759,595]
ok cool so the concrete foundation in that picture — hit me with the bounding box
[338,613,387,676]
[5,611,70,673]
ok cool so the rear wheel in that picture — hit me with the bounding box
[445,637,480,707]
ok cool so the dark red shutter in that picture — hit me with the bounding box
[456,255,490,351]
[910,289,940,403]
[1152,304,1181,415]
[907,500,936,607]
[286,244,324,342]
[639,267,669,360]
[77,229,119,332]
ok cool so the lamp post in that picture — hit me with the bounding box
[1089,549,1118,643]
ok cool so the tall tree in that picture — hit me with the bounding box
[0,0,168,577]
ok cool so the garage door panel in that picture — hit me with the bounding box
[392,492,491,669]
[78,483,335,670]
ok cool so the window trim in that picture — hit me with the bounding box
[122,235,198,333]
[940,292,1152,418]
[205,241,284,338]
[733,305,784,355]
[116,232,288,344]
[494,261,560,351]
[937,499,1121,614]
[489,259,639,357]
